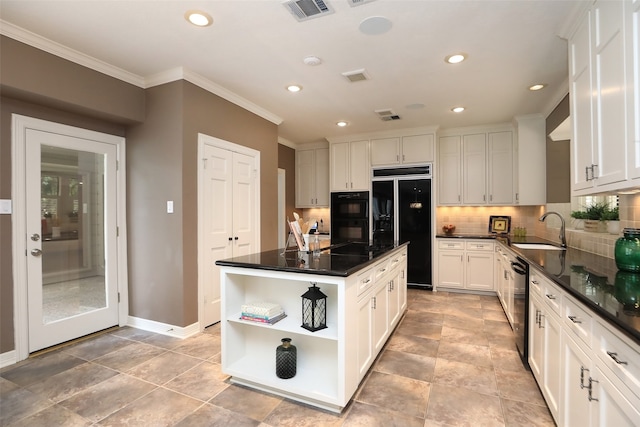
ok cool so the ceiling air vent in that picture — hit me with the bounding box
[283,0,334,22]
[342,69,370,83]
[375,109,401,121]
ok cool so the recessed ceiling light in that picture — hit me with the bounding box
[287,85,302,92]
[445,53,467,64]
[529,83,547,91]
[336,121,349,127]
[185,10,213,27]
[451,107,465,113]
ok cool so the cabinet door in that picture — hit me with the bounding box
[592,365,640,427]
[629,0,640,180]
[437,136,461,205]
[465,252,494,291]
[462,133,487,204]
[315,148,330,206]
[529,295,544,381]
[562,334,593,427]
[357,294,374,379]
[330,142,350,191]
[487,131,514,204]
[370,138,399,166]
[592,0,627,188]
[437,250,464,288]
[296,149,315,207]
[542,311,562,421]
[388,274,401,328]
[402,134,434,163]
[372,281,389,352]
[570,15,595,192]
[349,140,370,191]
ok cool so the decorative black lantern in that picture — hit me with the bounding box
[301,283,327,332]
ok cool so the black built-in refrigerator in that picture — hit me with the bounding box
[372,166,432,288]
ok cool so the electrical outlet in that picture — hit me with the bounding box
[0,199,12,214]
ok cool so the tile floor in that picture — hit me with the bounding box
[0,289,555,426]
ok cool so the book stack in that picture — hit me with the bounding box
[240,302,286,325]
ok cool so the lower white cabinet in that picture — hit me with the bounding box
[356,247,407,382]
[436,239,494,292]
[529,266,640,427]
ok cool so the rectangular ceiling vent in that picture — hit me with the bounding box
[347,0,377,7]
[283,0,334,22]
[375,109,401,121]
[342,69,370,83]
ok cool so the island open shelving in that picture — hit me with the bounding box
[217,244,408,413]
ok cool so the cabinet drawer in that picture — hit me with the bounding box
[540,279,562,317]
[563,296,593,348]
[374,258,392,281]
[438,240,464,250]
[465,241,494,251]
[594,320,640,399]
[356,267,374,297]
[529,270,543,298]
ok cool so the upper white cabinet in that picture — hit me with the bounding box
[330,140,370,192]
[437,127,516,205]
[370,134,434,166]
[513,115,546,205]
[295,146,329,208]
[569,0,637,194]
[629,0,640,180]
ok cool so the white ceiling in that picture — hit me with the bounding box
[0,0,583,145]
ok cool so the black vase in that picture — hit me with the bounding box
[276,338,297,379]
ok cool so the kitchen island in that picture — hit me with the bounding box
[215,242,408,413]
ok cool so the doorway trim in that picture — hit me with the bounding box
[11,114,129,362]
[197,133,261,330]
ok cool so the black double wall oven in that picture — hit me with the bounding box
[330,192,369,244]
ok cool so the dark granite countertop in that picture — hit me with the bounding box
[437,233,640,345]
[216,241,409,277]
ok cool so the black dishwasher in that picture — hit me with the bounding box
[512,256,529,368]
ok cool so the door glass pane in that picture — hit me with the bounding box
[41,145,106,323]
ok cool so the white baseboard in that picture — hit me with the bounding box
[0,350,17,368]
[127,316,200,339]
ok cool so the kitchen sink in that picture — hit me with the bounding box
[512,243,565,251]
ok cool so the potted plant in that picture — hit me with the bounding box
[602,206,620,235]
[583,201,608,233]
[570,210,587,230]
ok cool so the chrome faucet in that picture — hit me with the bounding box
[539,211,567,248]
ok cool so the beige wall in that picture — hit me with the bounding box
[0,36,278,353]
[278,144,296,244]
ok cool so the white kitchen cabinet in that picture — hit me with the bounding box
[513,114,546,205]
[487,131,514,205]
[528,270,562,422]
[437,127,515,206]
[462,133,487,204]
[330,140,370,192]
[569,0,631,194]
[629,0,640,180]
[356,283,374,379]
[437,136,462,205]
[295,147,329,208]
[436,239,494,292]
[370,134,434,166]
[528,262,640,427]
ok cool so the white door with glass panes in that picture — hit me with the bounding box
[13,115,124,354]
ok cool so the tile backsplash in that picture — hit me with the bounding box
[436,194,640,260]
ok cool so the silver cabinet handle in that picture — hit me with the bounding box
[580,366,588,389]
[30,248,42,257]
[606,351,628,365]
[546,294,556,300]
[588,377,599,401]
[568,315,582,324]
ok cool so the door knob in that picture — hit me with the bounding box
[30,233,40,241]
[31,248,42,256]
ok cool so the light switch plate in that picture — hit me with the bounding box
[167,201,174,214]
[0,199,12,214]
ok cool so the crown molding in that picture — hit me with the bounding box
[277,137,297,149]
[1,20,283,126]
[1,20,145,87]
